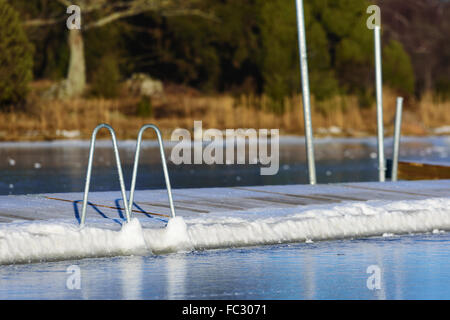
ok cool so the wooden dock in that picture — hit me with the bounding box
[0,179,449,225]
[387,159,450,181]
[397,161,450,180]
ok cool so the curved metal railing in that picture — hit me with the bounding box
[128,124,176,219]
[80,124,131,227]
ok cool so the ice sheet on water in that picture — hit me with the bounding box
[0,197,450,264]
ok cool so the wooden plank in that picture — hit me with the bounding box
[46,196,170,218]
[387,159,450,181]
[397,161,450,181]
[1,180,449,224]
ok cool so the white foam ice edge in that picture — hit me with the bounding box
[1,197,450,264]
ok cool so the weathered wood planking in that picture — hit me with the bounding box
[0,180,449,225]
[397,161,450,181]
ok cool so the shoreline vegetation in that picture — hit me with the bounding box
[2,1,448,143]
[0,82,448,142]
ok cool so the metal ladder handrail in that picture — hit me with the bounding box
[128,124,176,219]
[128,124,175,218]
[80,124,131,227]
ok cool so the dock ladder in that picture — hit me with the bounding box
[80,123,176,227]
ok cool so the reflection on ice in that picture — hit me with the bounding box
[166,254,186,300]
[120,256,144,300]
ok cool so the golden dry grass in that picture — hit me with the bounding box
[0,86,448,141]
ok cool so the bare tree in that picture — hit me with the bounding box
[24,0,212,98]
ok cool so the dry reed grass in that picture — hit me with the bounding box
[0,85,448,141]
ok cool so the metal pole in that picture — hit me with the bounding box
[129,124,176,219]
[374,25,385,182]
[295,0,317,185]
[391,97,403,182]
[80,124,131,227]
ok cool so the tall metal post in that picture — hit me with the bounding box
[295,0,317,185]
[374,25,385,182]
[391,97,403,182]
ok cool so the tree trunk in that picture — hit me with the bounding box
[66,28,86,97]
